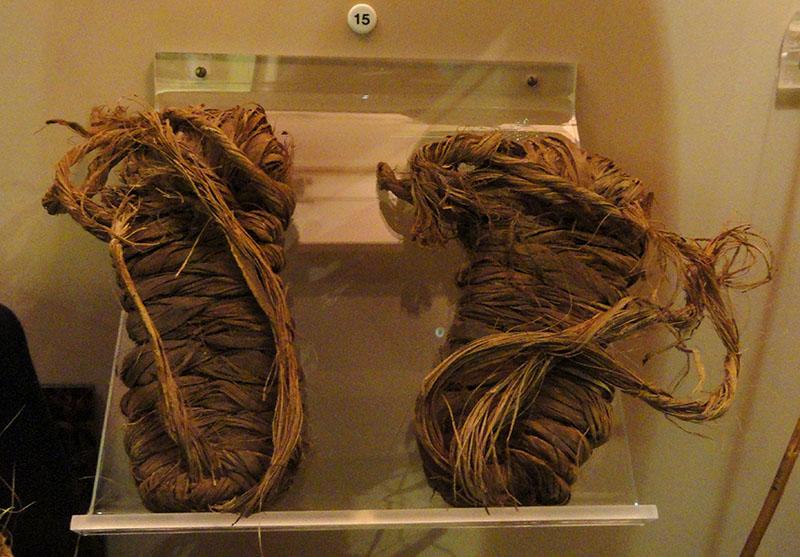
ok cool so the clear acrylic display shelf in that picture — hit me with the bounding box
[71,53,657,535]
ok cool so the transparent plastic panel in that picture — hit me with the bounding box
[73,53,656,534]
[779,12,800,92]
[154,52,577,129]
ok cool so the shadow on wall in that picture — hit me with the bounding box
[106,529,463,557]
[703,116,800,556]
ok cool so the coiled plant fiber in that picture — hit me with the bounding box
[377,132,770,507]
[43,105,302,515]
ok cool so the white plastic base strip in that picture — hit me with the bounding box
[72,504,658,535]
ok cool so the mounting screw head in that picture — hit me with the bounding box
[194,66,207,79]
[526,75,539,88]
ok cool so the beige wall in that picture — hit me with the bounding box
[2,1,799,555]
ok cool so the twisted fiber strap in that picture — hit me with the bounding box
[377,133,770,507]
[43,105,302,515]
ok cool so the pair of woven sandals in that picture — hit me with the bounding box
[45,105,769,516]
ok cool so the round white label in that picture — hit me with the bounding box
[348,3,377,35]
